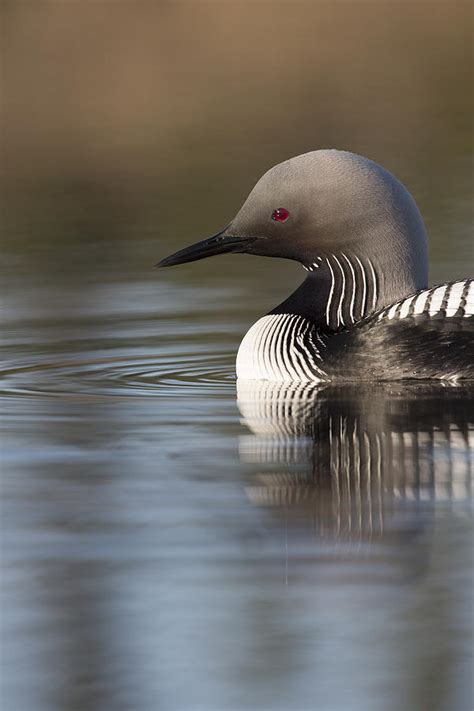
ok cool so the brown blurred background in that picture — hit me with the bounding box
[2,0,473,274]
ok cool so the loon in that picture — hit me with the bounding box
[159,150,474,382]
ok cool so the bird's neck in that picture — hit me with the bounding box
[270,252,416,331]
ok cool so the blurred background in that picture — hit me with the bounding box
[2,0,473,275]
[1,3,473,711]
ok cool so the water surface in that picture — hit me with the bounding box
[1,239,473,711]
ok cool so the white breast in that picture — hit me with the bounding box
[236,314,327,381]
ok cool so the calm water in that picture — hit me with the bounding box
[1,233,473,711]
[2,3,474,710]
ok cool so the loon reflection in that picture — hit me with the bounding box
[237,380,473,542]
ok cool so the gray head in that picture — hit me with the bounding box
[159,150,428,307]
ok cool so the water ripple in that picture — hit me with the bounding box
[0,351,236,398]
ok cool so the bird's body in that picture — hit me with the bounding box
[159,150,474,382]
[236,279,473,382]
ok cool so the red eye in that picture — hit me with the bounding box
[271,207,289,222]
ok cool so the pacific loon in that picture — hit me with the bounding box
[159,150,473,382]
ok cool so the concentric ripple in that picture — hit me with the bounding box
[0,350,236,398]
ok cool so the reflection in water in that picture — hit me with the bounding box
[237,380,473,542]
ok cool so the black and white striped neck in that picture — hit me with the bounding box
[271,252,387,331]
[304,253,379,329]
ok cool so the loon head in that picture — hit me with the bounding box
[159,150,428,313]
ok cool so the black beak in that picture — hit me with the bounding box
[156,228,257,268]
